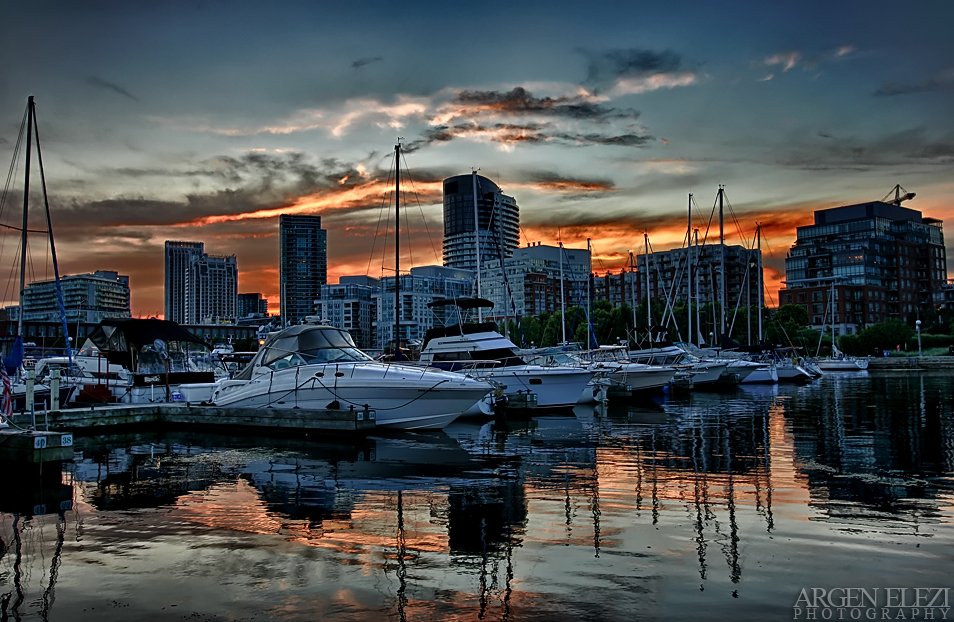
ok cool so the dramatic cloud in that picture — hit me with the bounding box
[404,122,653,152]
[512,172,616,194]
[874,69,954,96]
[86,76,139,101]
[444,86,639,122]
[351,56,383,69]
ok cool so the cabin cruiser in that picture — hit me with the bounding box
[518,345,616,403]
[418,300,594,410]
[74,318,222,404]
[211,319,493,429]
[576,345,676,395]
[627,344,687,366]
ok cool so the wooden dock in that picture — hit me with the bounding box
[8,402,377,434]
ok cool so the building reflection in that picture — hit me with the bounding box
[783,372,954,527]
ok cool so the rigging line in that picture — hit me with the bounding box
[0,105,29,303]
[379,153,399,278]
[398,150,441,265]
[365,160,394,278]
[720,189,750,248]
[34,111,73,367]
[0,224,47,234]
[0,104,29,223]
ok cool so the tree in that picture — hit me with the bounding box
[856,318,915,354]
[774,304,809,327]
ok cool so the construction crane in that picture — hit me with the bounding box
[882,184,916,205]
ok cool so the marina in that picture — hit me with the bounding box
[0,369,951,621]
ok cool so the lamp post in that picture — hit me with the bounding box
[916,320,922,357]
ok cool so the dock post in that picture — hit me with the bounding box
[51,369,60,411]
[25,368,35,414]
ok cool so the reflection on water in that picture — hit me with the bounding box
[0,371,952,621]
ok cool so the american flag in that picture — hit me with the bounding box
[1,366,11,421]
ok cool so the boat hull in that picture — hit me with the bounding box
[212,363,492,430]
[816,359,869,371]
[740,366,779,384]
[482,367,594,409]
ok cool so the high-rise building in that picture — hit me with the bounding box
[165,241,238,325]
[280,214,327,327]
[237,293,269,319]
[481,243,590,319]
[319,276,379,350]
[780,198,947,335]
[185,253,238,324]
[374,266,473,348]
[165,241,204,323]
[442,174,519,275]
[23,270,131,323]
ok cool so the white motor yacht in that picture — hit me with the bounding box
[211,320,492,430]
[418,308,594,410]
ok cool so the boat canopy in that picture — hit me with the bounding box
[87,318,211,373]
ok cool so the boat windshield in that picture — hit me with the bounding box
[265,346,371,370]
[260,327,373,370]
[523,352,582,366]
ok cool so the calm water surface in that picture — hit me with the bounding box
[1,371,953,621]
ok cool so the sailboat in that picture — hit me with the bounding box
[814,280,869,371]
[1,96,76,418]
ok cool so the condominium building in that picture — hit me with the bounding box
[481,243,591,319]
[164,241,204,324]
[779,199,947,334]
[237,293,269,319]
[23,270,131,323]
[319,276,380,351]
[641,243,762,309]
[442,174,520,274]
[374,266,474,348]
[185,253,238,324]
[592,270,640,309]
[280,214,327,327]
[165,241,238,325]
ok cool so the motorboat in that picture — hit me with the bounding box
[83,318,221,404]
[211,319,493,429]
[627,345,687,366]
[577,345,675,395]
[418,300,594,410]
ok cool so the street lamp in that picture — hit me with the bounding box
[916,319,922,357]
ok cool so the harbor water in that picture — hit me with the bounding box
[1,370,952,621]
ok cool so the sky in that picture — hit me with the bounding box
[1,0,953,318]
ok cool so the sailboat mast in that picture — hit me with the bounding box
[694,229,701,346]
[756,224,763,343]
[17,96,34,340]
[587,238,592,351]
[630,251,637,342]
[718,186,726,343]
[394,143,401,358]
[472,171,482,322]
[687,193,692,349]
[644,233,651,347]
[559,240,566,344]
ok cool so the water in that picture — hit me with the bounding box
[2,371,953,621]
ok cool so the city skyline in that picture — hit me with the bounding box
[1,1,952,317]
